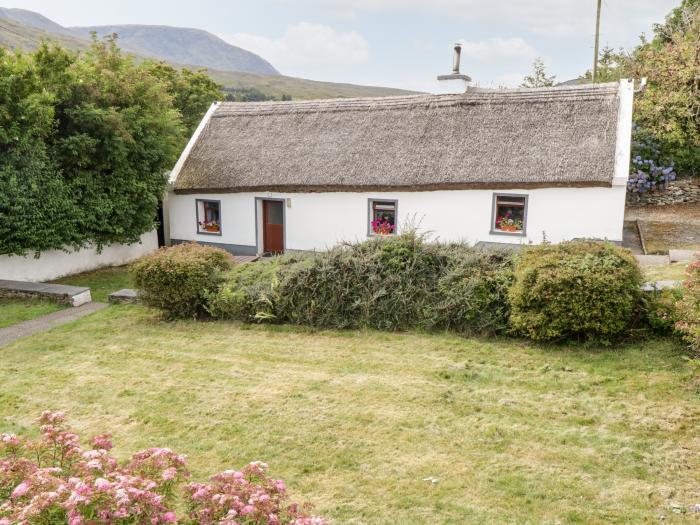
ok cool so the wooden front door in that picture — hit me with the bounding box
[262,200,284,254]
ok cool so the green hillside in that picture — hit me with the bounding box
[0,9,418,100]
[208,68,417,99]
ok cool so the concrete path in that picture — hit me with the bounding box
[0,302,108,347]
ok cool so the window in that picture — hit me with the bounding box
[196,199,221,235]
[369,199,397,236]
[492,194,527,235]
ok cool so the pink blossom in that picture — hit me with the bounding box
[11,481,29,498]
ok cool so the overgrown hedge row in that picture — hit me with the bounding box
[133,236,673,345]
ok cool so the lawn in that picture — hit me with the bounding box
[0,297,65,328]
[644,262,691,282]
[52,265,133,303]
[0,306,698,524]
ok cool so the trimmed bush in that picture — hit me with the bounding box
[131,243,233,319]
[508,241,643,343]
[675,256,700,354]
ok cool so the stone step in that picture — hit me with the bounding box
[669,249,698,263]
[0,279,91,307]
[634,254,670,267]
[108,289,139,304]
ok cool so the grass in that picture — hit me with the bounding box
[0,297,65,328]
[52,266,132,303]
[644,262,691,282]
[0,306,698,524]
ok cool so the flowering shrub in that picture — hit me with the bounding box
[675,256,700,354]
[627,125,677,193]
[0,411,326,525]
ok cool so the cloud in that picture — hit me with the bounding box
[458,37,537,65]
[292,0,677,42]
[223,23,370,74]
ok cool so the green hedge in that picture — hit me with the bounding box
[137,236,656,346]
[508,241,643,344]
[207,233,515,336]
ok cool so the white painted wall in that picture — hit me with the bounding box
[0,231,158,282]
[168,187,627,253]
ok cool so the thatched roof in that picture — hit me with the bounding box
[173,83,622,193]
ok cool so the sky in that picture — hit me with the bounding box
[5,0,679,91]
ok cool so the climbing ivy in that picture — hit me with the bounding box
[0,37,220,256]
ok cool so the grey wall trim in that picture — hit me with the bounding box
[490,193,528,237]
[255,197,287,254]
[171,239,257,256]
[195,198,222,236]
[367,198,399,237]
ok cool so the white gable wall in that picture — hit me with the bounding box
[168,186,627,253]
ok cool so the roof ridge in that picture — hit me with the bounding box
[213,83,620,117]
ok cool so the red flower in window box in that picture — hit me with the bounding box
[199,220,220,233]
[371,217,396,235]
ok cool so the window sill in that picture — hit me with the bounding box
[197,230,223,237]
[490,229,526,237]
[368,232,398,237]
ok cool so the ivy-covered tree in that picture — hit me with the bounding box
[520,58,556,88]
[0,47,81,256]
[0,37,196,255]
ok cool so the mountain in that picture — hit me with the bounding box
[0,7,419,99]
[0,15,90,52]
[0,7,74,36]
[71,25,279,76]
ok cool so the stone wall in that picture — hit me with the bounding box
[627,176,700,207]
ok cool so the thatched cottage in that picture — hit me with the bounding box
[165,79,634,255]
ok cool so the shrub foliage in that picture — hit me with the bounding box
[508,241,643,343]
[131,243,233,319]
[208,233,516,335]
[675,255,700,353]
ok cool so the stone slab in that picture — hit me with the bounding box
[634,254,670,267]
[669,249,698,263]
[108,289,139,304]
[0,279,91,307]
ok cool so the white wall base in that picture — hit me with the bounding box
[0,231,158,283]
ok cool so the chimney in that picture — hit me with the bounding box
[437,43,471,94]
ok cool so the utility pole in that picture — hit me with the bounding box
[593,0,602,82]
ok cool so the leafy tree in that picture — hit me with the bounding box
[520,58,556,88]
[628,2,700,174]
[0,47,81,256]
[583,2,699,175]
[143,60,222,137]
[581,45,626,83]
[0,37,186,255]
